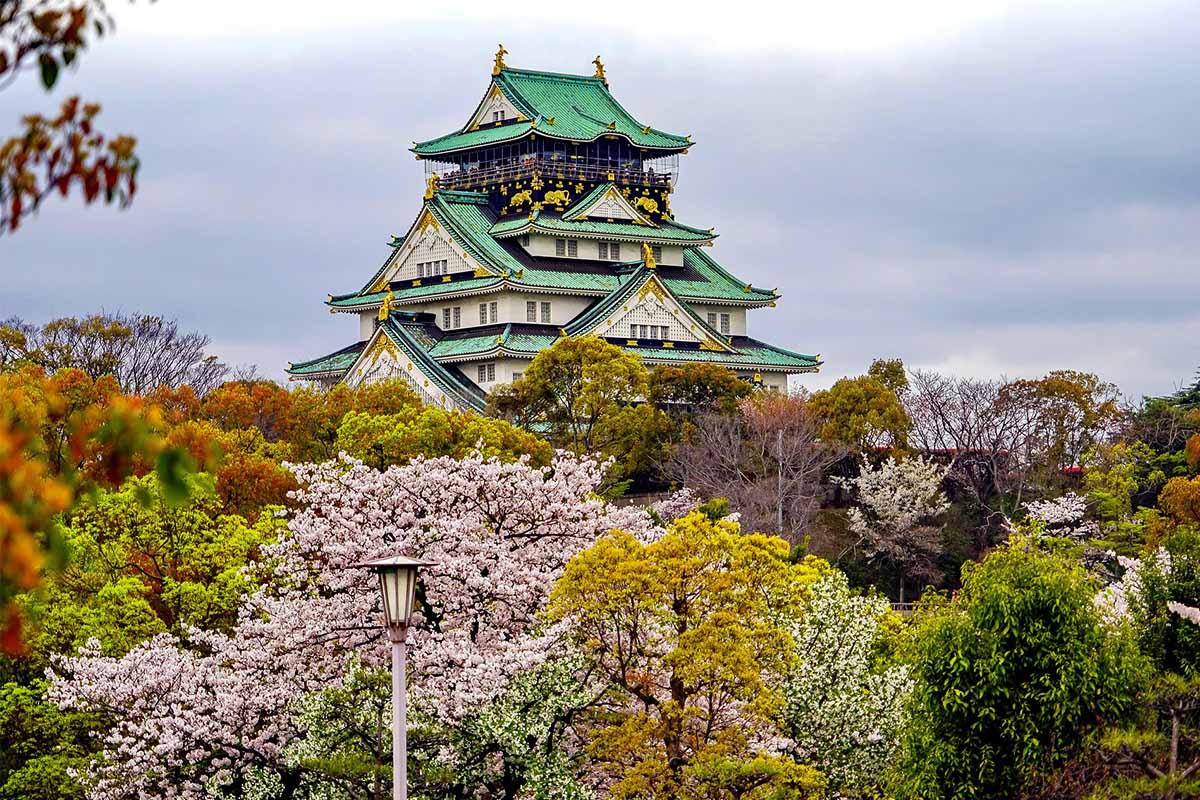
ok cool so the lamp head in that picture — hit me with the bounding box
[356,555,436,639]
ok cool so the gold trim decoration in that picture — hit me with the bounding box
[607,121,617,130]
[626,339,638,346]
[442,275,451,283]
[593,55,608,85]
[424,174,439,200]
[376,290,395,321]
[492,44,508,75]
[642,242,657,270]
[411,279,422,287]
[663,341,675,349]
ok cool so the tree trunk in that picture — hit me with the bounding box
[1171,705,1181,775]
[898,570,905,605]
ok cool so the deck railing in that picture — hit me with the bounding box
[431,156,675,192]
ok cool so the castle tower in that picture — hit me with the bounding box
[288,49,820,407]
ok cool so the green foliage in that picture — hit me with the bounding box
[335,405,552,470]
[897,541,1146,799]
[809,374,910,452]
[0,680,103,800]
[867,358,908,395]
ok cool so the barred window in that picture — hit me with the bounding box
[610,243,620,260]
[479,364,487,382]
[720,313,730,334]
[567,240,578,257]
[707,312,718,327]
[540,302,551,323]
[443,308,451,328]
[652,245,663,262]
[599,242,609,259]
[630,324,637,339]
[555,239,566,257]
[489,302,498,323]
[453,307,461,328]
[479,303,488,325]
[526,301,537,322]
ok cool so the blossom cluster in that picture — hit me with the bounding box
[51,450,661,799]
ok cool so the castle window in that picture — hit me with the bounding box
[479,303,488,325]
[720,313,730,334]
[478,363,496,383]
[652,245,663,262]
[540,302,551,323]
[630,323,637,339]
[610,243,620,260]
[453,307,462,328]
[555,239,566,256]
[598,242,608,259]
[492,110,505,123]
[513,371,523,381]
[707,312,717,327]
[489,302,498,323]
[443,308,451,328]
[567,240,578,257]
[526,301,537,322]
[417,262,424,278]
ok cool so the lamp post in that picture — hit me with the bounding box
[358,555,435,800]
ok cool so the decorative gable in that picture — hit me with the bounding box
[576,273,733,351]
[564,184,656,226]
[344,328,461,408]
[368,209,486,291]
[465,83,525,131]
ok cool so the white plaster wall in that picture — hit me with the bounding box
[359,311,376,341]
[690,305,747,336]
[398,290,593,330]
[471,357,534,390]
[524,234,683,266]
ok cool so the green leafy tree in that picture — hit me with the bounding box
[335,406,552,470]
[549,511,829,799]
[809,374,910,453]
[898,541,1145,799]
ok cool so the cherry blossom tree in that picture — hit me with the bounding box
[837,456,950,603]
[50,450,664,800]
[781,572,913,797]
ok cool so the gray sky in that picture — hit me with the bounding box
[2,0,1197,400]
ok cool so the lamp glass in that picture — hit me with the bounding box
[378,565,416,629]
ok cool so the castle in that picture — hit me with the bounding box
[287,48,820,408]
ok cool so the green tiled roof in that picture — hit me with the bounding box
[490,212,714,244]
[413,67,690,156]
[674,248,776,304]
[426,324,561,361]
[286,341,366,377]
[630,337,820,372]
[379,318,487,411]
[563,266,732,350]
[329,191,774,309]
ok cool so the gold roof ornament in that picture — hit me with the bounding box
[592,55,608,86]
[424,174,439,200]
[492,44,508,75]
[376,290,395,322]
[642,242,657,269]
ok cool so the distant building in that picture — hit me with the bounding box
[288,49,821,409]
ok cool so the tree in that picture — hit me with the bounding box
[334,405,552,470]
[489,335,648,454]
[549,511,827,799]
[49,451,663,800]
[1,314,229,394]
[668,392,845,541]
[837,455,950,603]
[1,2,140,234]
[898,541,1144,799]
[1161,476,1200,526]
[648,362,753,416]
[781,571,912,797]
[809,374,910,453]
[0,366,193,653]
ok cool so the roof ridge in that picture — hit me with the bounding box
[500,67,606,83]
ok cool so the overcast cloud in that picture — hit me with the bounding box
[1,0,1196,399]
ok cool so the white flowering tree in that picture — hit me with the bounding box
[50,451,664,800]
[1022,492,1100,540]
[781,572,912,797]
[838,456,950,603]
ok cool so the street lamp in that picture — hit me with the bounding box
[358,555,435,800]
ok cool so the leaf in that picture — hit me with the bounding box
[39,54,59,90]
[155,448,195,505]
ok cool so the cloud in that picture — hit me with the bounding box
[1,0,1196,400]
